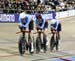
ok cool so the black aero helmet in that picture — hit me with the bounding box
[36,13,42,19]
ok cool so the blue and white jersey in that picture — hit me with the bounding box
[36,18,45,29]
[19,14,31,28]
[50,19,59,31]
[34,14,45,29]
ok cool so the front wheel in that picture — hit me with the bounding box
[42,36,47,53]
[50,35,55,51]
[36,37,41,54]
[18,36,26,55]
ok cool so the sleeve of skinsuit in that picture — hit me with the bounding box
[34,14,38,27]
[35,19,38,27]
[40,19,45,29]
[19,14,28,27]
[50,19,59,31]
[35,19,45,29]
[50,23,54,29]
[54,20,59,30]
[22,15,31,28]
[19,17,22,26]
[50,20,53,28]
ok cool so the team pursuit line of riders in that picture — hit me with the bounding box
[17,12,61,55]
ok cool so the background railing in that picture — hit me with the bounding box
[0,8,55,14]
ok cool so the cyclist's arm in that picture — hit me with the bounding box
[55,21,59,31]
[18,19,22,27]
[35,19,40,28]
[40,19,45,29]
[50,23,55,30]
[22,17,30,28]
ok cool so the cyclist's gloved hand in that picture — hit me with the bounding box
[37,26,41,29]
[40,26,43,29]
[38,29,41,32]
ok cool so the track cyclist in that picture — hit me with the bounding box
[18,12,34,53]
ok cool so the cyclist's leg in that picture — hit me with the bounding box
[56,31,61,50]
[39,30,44,52]
[35,28,41,53]
[52,32,56,47]
[57,23,61,49]
[29,30,34,52]
[28,21,34,52]
[36,28,41,40]
[50,33,55,51]
[40,30,43,50]
[44,20,49,46]
[41,30,43,43]
[44,28,49,46]
[42,28,48,52]
[57,23,61,40]
[55,32,59,50]
[25,28,28,43]
[35,28,39,41]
